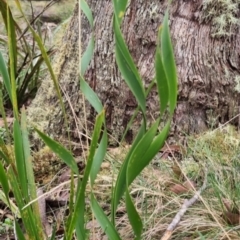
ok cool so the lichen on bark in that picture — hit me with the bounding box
[199,0,240,37]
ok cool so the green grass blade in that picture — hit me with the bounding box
[161,11,177,115]
[90,130,107,185]
[80,76,103,114]
[0,90,12,143]
[111,122,146,224]
[65,172,75,234]
[6,6,17,72]
[0,162,10,204]
[34,129,79,175]
[21,108,44,238]
[81,0,94,75]
[49,225,56,240]
[120,78,156,143]
[126,119,159,184]
[155,46,169,114]
[6,6,18,117]
[81,35,94,76]
[0,1,9,27]
[80,75,107,185]
[81,0,93,28]
[15,220,26,240]
[8,167,35,239]
[125,189,142,240]
[7,167,24,209]
[75,180,85,240]
[65,110,105,239]
[123,123,171,238]
[21,107,36,197]
[13,120,28,197]
[123,120,160,238]
[128,122,170,185]
[90,193,121,240]
[0,52,12,103]
[114,17,146,116]
[112,0,128,24]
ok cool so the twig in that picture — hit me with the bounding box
[161,172,208,240]
[165,142,232,240]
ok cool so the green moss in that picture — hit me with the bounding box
[200,0,240,37]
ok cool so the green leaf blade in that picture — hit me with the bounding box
[81,0,94,75]
[114,18,146,116]
[0,52,12,103]
[131,122,170,183]
[111,122,146,224]
[161,11,178,115]
[155,47,169,114]
[112,0,128,24]
[21,108,44,238]
[126,119,159,184]
[66,111,105,239]
[35,129,79,174]
[0,162,10,202]
[15,220,26,240]
[91,193,121,240]
[80,76,103,114]
[125,190,142,240]
[90,130,108,185]
[13,120,28,197]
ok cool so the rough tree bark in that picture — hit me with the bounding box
[27,0,240,149]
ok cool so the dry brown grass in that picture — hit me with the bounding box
[84,124,240,239]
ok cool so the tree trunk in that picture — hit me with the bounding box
[27,0,240,149]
